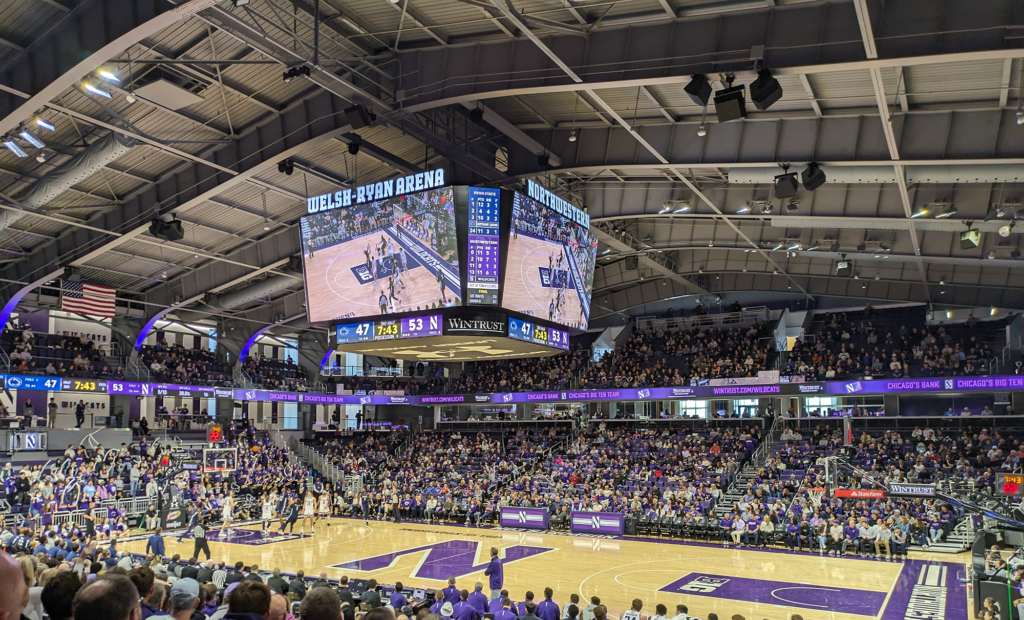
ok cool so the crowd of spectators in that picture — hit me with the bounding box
[0,539,733,620]
[241,356,311,392]
[579,322,776,389]
[140,339,230,387]
[448,344,591,393]
[3,322,122,380]
[784,308,1004,381]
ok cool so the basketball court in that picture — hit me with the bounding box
[126,518,970,620]
[504,233,587,330]
[304,228,462,320]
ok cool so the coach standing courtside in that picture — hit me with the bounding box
[484,547,503,601]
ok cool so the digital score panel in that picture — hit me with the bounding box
[337,315,444,344]
[336,321,375,345]
[402,314,443,338]
[466,186,500,305]
[997,472,1024,496]
[508,317,569,351]
[61,379,106,392]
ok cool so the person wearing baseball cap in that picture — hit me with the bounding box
[148,579,201,620]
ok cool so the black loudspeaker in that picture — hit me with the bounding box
[624,516,637,536]
[774,173,799,199]
[149,219,184,242]
[345,105,373,129]
[750,69,783,111]
[802,163,826,191]
[836,261,852,277]
[684,75,712,106]
[713,85,747,122]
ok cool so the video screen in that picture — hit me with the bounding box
[300,187,461,322]
[503,191,597,329]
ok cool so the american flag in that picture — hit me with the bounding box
[61,280,117,317]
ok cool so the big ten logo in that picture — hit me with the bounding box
[677,576,730,593]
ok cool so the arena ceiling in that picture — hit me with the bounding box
[0,0,1022,336]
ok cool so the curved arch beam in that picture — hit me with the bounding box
[0,0,187,138]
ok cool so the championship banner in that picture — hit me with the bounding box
[499,506,549,530]
[570,511,625,535]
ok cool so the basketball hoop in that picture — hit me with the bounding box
[807,488,827,509]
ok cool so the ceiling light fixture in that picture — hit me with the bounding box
[736,205,750,214]
[35,118,54,132]
[697,124,707,137]
[19,131,44,149]
[568,129,577,142]
[999,221,1015,237]
[911,207,929,218]
[36,153,45,163]
[659,204,672,214]
[773,243,784,251]
[83,83,112,98]
[934,207,957,218]
[3,140,27,158]
[125,93,136,104]
[98,70,119,82]
[673,203,691,214]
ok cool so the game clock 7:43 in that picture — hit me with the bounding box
[997,472,1024,496]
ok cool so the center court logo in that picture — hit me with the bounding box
[331,540,552,580]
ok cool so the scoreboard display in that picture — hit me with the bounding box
[337,314,444,345]
[508,317,569,350]
[997,472,1024,496]
[466,186,501,306]
[61,379,106,392]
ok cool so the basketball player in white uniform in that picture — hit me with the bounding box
[318,491,332,527]
[261,493,275,534]
[300,491,316,535]
[220,491,235,532]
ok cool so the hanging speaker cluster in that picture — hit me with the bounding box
[149,218,184,242]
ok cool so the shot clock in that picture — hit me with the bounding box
[997,472,1024,496]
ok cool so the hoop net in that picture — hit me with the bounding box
[202,448,237,474]
[807,488,826,508]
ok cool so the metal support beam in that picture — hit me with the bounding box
[854,0,931,301]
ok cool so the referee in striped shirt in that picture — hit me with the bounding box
[182,511,211,560]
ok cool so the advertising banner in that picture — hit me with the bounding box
[570,511,625,535]
[833,489,886,499]
[887,483,936,497]
[499,506,549,529]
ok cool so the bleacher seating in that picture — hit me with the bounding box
[786,307,1007,380]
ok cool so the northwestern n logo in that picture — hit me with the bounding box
[330,540,552,580]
